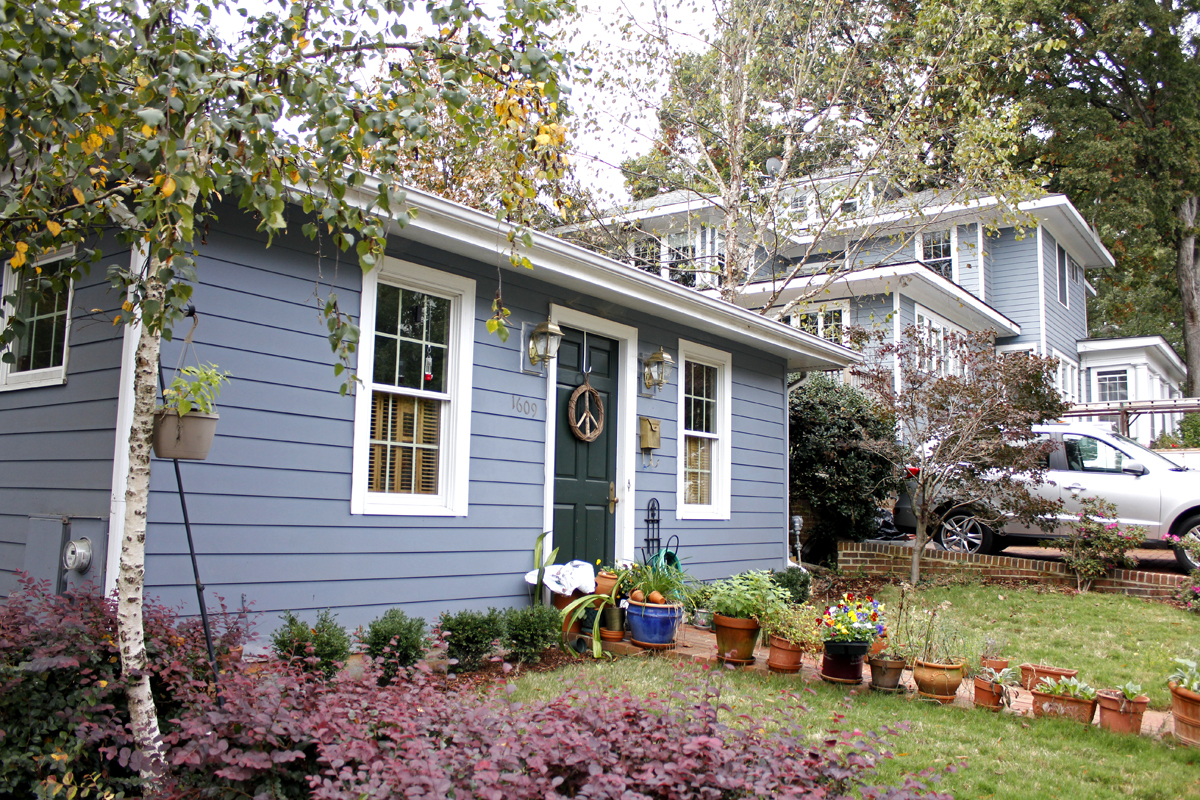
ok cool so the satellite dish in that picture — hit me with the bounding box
[765,157,783,176]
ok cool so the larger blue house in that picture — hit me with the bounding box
[0,185,855,630]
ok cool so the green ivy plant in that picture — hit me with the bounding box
[161,363,230,416]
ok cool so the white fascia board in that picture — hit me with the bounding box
[1019,195,1115,270]
[345,181,859,372]
[1078,336,1186,380]
[740,262,1021,337]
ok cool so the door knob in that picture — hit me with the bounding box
[608,481,619,514]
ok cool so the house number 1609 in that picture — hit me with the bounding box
[512,395,538,417]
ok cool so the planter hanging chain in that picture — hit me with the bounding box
[156,306,223,706]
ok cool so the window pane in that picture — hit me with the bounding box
[685,362,717,434]
[373,334,397,385]
[375,284,400,336]
[368,392,441,494]
[684,435,712,505]
[1097,371,1128,402]
[1063,434,1125,473]
[12,260,69,373]
[374,285,451,391]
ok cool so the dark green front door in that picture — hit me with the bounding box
[553,327,618,566]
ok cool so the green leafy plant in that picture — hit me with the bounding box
[270,609,352,679]
[1035,675,1097,700]
[709,570,790,620]
[626,559,692,604]
[818,592,886,643]
[977,666,1019,708]
[788,376,901,565]
[438,608,504,672]
[530,530,559,606]
[1173,572,1200,612]
[1115,681,1144,701]
[503,605,561,664]
[1045,496,1146,591]
[161,363,230,416]
[361,608,427,686]
[770,566,812,604]
[683,583,714,613]
[1169,657,1200,692]
[758,602,823,652]
[980,634,1008,661]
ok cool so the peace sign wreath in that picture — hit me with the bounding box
[567,375,605,442]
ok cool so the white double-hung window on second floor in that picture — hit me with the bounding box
[0,249,74,391]
[677,339,732,520]
[351,258,475,516]
[785,301,848,344]
[920,230,953,281]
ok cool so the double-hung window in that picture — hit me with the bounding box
[921,230,953,281]
[677,340,732,520]
[1057,244,1070,307]
[0,249,74,390]
[351,258,475,516]
[914,304,965,376]
[786,301,847,343]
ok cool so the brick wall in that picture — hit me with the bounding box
[837,541,1187,598]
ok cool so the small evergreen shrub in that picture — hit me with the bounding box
[771,566,813,604]
[271,609,352,678]
[438,608,504,671]
[362,608,427,685]
[503,605,561,664]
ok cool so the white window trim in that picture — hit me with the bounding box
[914,303,966,374]
[1056,244,1069,309]
[786,299,849,344]
[916,230,954,281]
[1095,368,1130,404]
[1051,348,1080,404]
[676,338,733,521]
[351,257,475,516]
[0,249,75,391]
[995,342,1037,356]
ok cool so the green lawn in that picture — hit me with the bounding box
[508,584,1200,800]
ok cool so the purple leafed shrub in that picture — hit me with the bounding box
[0,573,250,794]
[160,658,953,800]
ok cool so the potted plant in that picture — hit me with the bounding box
[709,570,790,666]
[623,560,690,649]
[910,605,971,703]
[758,602,822,674]
[1019,662,1079,691]
[866,590,908,691]
[685,583,715,630]
[153,363,230,460]
[1031,676,1098,723]
[979,635,1009,672]
[1096,681,1149,735]
[1168,657,1200,746]
[818,592,886,684]
[974,666,1019,711]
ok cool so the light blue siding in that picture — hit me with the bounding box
[957,224,981,296]
[1041,230,1089,359]
[142,212,791,632]
[989,227,1041,350]
[0,246,127,597]
[982,230,994,302]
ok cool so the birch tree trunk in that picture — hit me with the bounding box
[1177,195,1200,396]
[117,268,166,777]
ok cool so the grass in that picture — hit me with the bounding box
[869,583,1198,708]
[505,583,1200,800]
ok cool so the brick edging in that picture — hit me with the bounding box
[837,541,1187,598]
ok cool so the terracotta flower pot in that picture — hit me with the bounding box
[1096,690,1149,735]
[713,614,761,665]
[551,590,584,635]
[821,640,870,684]
[766,636,804,674]
[973,677,1007,711]
[868,655,905,691]
[912,659,966,703]
[1019,663,1078,691]
[594,571,619,598]
[1030,690,1097,724]
[1170,681,1200,746]
[980,656,1010,673]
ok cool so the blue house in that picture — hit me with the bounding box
[584,184,1186,439]
[0,185,856,630]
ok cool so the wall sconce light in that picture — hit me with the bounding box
[642,345,674,391]
[527,319,564,367]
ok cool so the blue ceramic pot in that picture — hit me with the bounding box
[626,601,682,647]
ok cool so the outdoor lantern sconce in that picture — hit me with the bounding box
[643,345,674,391]
[527,319,564,367]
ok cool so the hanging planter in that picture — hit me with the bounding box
[153,409,219,460]
[153,363,230,461]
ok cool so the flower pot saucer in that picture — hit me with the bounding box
[820,671,863,685]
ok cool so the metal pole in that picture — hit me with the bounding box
[158,334,223,706]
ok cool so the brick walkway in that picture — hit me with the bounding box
[584,623,1176,739]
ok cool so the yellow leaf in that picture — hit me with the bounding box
[121,301,133,312]
[161,176,176,197]
[47,221,61,236]
[137,76,149,88]
[0,108,6,121]
[72,187,85,205]
[16,242,28,253]
[10,251,25,268]
[141,124,155,138]
[297,36,309,49]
